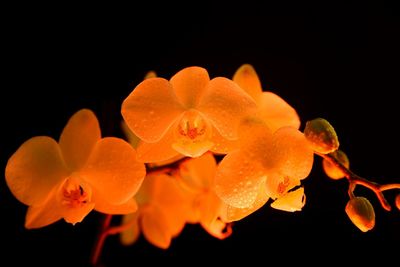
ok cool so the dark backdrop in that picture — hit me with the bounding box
[1,2,399,266]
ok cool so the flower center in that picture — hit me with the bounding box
[177,110,209,141]
[60,174,91,209]
[277,176,290,196]
[172,110,213,157]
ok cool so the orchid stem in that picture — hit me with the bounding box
[90,214,113,266]
[316,152,400,211]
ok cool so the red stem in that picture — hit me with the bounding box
[90,214,113,266]
[317,152,400,211]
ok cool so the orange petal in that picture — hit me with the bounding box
[237,116,273,161]
[120,212,141,246]
[121,78,185,143]
[257,92,300,132]
[175,186,199,224]
[201,219,232,240]
[62,202,95,225]
[25,188,62,229]
[170,66,210,108]
[152,174,189,236]
[197,77,257,140]
[209,125,239,155]
[232,64,262,100]
[121,120,141,149]
[59,109,101,172]
[172,140,213,158]
[141,205,172,249]
[201,216,232,240]
[136,124,180,163]
[134,178,154,206]
[214,151,266,208]
[196,193,231,239]
[5,136,69,206]
[94,195,138,215]
[198,193,222,223]
[161,210,187,239]
[146,154,185,168]
[25,205,62,229]
[267,127,314,180]
[135,172,183,207]
[270,187,305,212]
[81,137,146,205]
[222,182,270,222]
[179,152,217,191]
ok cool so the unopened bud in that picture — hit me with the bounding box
[395,194,400,211]
[144,70,157,79]
[322,150,349,180]
[345,197,375,232]
[304,118,339,154]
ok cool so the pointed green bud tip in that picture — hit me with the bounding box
[345,197,375,232]
[304,118,339,154]
[322,150,349,180]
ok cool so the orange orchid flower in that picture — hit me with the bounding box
[5,109,146,229]
[233,64,300,132]
[121,66,257,163]
[215,118,314,221]
[177,152,231,239]
[120,173,189,249]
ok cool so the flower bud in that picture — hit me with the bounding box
[304,118,339,154]
[322,150,349,180]
[345,197,375,232]
[395,194,400,211]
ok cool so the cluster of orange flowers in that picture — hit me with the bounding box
[5,64,399,251]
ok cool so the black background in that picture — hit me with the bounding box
[1,2,399,266]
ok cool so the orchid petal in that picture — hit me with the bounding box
[120,212,141,246]
[170,66,209,108]
[270,187,306,212]
[122,78,185,143]
[215,151,266,208]
[257,92,300,132]
[59,109,101,171]
[81,138,145,205]
[198,77,257,140]
[5,136,68,206]
[232,64,262,100]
